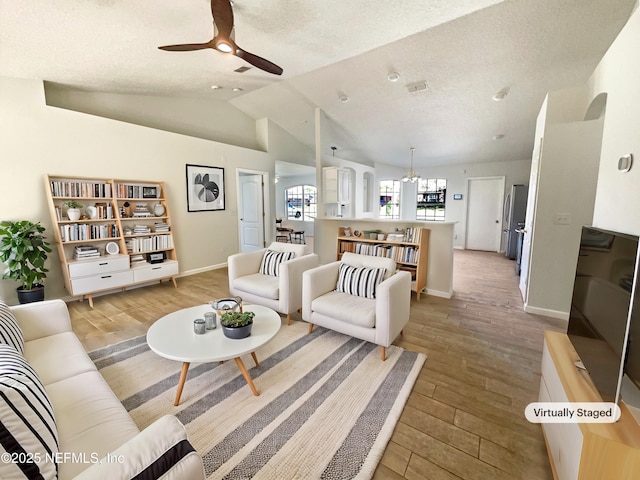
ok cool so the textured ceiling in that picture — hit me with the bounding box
[0,0,636,169]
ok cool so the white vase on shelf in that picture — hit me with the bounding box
[67,208,81,221]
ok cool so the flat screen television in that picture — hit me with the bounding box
[567,226,640,405]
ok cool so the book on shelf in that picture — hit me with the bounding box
[74,245,100,259]
[60,223,118,242]
[125,235,173,253]
[131,203,153,217]
[133,225,151,234]
[115,184,159,199]
[129,254,147,265]
[50,180,112,198]
[340,241,419,264]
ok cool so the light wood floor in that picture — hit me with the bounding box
[67,249,566,479]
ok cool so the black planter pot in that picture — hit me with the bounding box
[221,323,252,339]
[17,284,45,304]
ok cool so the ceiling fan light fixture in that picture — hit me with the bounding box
[216,41,233,53]
[402,147,421,183]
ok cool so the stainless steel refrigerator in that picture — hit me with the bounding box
[503,184,528,260]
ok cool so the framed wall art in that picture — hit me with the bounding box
[186,164,225,212]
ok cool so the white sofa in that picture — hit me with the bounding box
[302,252,411,360]
[228,242,319,325]
[3,299,205,480]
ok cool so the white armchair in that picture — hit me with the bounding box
[302,252,411,360]
[228,242,319,325]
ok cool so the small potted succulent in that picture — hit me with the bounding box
[63,200,83,221]
[0,220,52,303]
[220,311,255,339]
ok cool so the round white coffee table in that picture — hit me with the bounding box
[147,304,281,405]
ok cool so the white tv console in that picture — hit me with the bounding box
[539,331,640,479]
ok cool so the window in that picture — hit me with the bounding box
[285,185,317,221]
[416,178,447,221]
[379,180,400,219]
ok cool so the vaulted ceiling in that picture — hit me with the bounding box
[0,0,636,168]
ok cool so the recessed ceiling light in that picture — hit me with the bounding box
[493,134,505,140]
[339,95,349,103]
[388,72,400,82]
[232,87,243,92]
[210,85,222,90]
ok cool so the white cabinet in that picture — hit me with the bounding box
[68,255,129,278]
[539,332,640,480]
[68,255,133,295]
[132,260,179,283]
[540,340,583,480]
[323,167,351,204]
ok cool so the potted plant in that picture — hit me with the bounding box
[0,220,52,303]
[220,311,255,339]
[63,200,83,221]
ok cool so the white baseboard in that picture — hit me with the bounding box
[177,263,227,277]
[524,303,569,321]
[425,288,453,299]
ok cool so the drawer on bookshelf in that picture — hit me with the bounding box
[132,260,179,283]
[68,255,130,278]
[71,270,134,295]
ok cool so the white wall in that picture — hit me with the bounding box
[44,86,262,151]
[0,77,276,304]
[589,7,640,235]
[375,159,532,248]
[524,115,604,318]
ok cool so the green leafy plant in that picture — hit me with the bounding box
[63,200,83,209]
[220,311,255,328]
[0,220,52,290]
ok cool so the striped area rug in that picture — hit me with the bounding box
[90,321,426,479]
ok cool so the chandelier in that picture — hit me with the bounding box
[402,147,421,183]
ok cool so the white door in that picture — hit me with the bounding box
[238,173,265,252]
[465,177,505,251]
[520,138,543,299]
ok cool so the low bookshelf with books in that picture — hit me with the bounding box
[45,175,179,307]
[336,226,430,300]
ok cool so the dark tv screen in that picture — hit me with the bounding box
[567,226,639,403]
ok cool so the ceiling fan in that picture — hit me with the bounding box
[158,0,283,76]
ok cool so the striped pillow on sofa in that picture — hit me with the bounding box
[0,344,58,480]
[336,263,387,299]
[0,302,24,354]
[259,250,295,277]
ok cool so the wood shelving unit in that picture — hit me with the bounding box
[45,175,179,307]
[336,226,429,300]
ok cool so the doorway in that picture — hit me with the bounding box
[465,176,505,252]
[236,169,269,252]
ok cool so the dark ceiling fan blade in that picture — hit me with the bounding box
[235,47,283,75]
[158,42,214,51]
[211,0,234,38]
